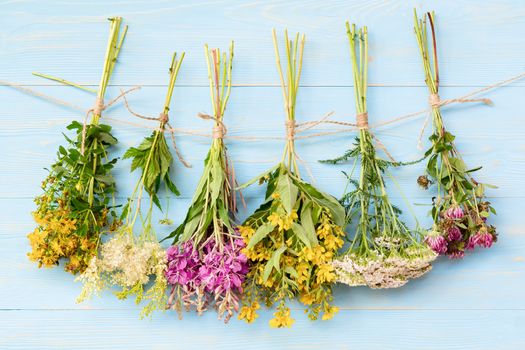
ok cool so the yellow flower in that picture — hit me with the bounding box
[271,193,281,199]
[322,306,339,321]
[238,301,260,323]
[299,293,316,306]
[269,307,295,328]
[316,263,335,284]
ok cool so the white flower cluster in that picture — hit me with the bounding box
[76,234,167,303]
[332,246,437,289]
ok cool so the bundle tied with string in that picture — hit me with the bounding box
[76,52,189,318]
[163,42,249,324]
[238,29,346,328]
[326,22,437,290]
[414,10,497,259]
[26,17,129,275]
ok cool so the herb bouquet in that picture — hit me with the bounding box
[163,43,249,323]
[327,23,436,289]
[27,17,127,274]
[76,53,185,317]
[414,11,497,259]
[237,30,346,328]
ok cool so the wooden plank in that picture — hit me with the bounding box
[0,309,524,349]
[0,0,524,86]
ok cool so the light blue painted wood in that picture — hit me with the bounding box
[1,1,524,349]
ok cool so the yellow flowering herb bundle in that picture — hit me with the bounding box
[27,17,127,274]
[76,53,185,318]
[414,11,497,259]
[163,43,249,323]
[326,23,436,289]
[237,30,346,328]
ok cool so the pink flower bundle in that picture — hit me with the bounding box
[166,236,249,321]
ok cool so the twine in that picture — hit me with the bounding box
[80,86,140,155]
[121,90,191,168]
[357,112,369,129]
[3,71,524,164]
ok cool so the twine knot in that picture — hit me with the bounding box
[93,97,105,115]
[159,112,169,124]
[429,93,441,108]
[285,120,296,140]
[357,113,369,129]
[212,125,226,139]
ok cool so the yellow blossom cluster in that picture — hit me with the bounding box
[238,201,345,327]
[27,195,100,274]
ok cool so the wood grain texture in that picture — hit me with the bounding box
[1,0,524,349]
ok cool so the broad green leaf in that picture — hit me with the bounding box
[248,222,275,248]
[276,173,298,214]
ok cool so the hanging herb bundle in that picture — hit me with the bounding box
[76,53,185,318]
[163,42,248,323]
[326,23,436,289]
[27,17,127,274]
[237,30,345,328]
[414,11,497,259]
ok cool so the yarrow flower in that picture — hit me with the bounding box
[325,23,437,290]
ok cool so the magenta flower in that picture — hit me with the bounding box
[425,234,448,254]
[447,226,462,241]
[444,206,464,220]
[474,231,494,248]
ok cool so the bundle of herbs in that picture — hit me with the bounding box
[27,17,127,274]
[76,53,185,318]
[163,42,248,323]
[237,30,345,328]
[327,23,436,289]
[414,11,497,259]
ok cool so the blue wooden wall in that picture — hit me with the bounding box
[1,1,524,349]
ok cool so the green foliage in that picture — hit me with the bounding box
[123,130,179,211]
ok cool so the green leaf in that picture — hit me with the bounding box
[276,172,298,214]
[291,222,313,248]
[248,222,275,248]
[300,203,318,245]
[262,245,286,282]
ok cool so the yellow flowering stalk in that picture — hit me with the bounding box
[237,30,346,327]
[76,53,185,318]
[27,17,127,274]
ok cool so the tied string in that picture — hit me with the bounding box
[80,86,140,155]
[354,112,396,162]
[121,91,192,168]
[196,112,246,212]
[197,113,227,140]
[416,92,494,150]
[0,80,140,155]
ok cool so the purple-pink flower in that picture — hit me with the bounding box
[425,234,448,255]
[444,206,464,220]
[165,233,249,321]
[447,226,462,241]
